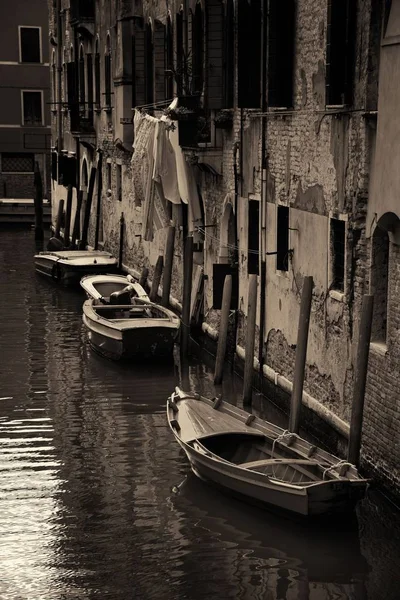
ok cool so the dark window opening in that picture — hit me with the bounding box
[330,218,345,291]
[238,0,262,108]
[277,205,289,272]
[192,3,204,95]
[116,164,122,202]
[20,27,41,63]
[1,152,34,173]
[106,162,111,192]
[223,0,234,108]
[79,47,85,109]
[268,0,296,108]
[22,91,42,125]
[52,62,56,108]
[176,11,184,95]
[105,38,112,108]
[248,200,259,275]
[51,151,57,180]
[86,53,93,121]
[145,23,154,105]
[326,0,357,106]
[95,51,101,108]
[371,228,389,343]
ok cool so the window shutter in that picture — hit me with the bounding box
[238,0,262,108]
[223,0,234,108]
[206,0,224,109]
[86,53,93,120]
[133,25,146,107]
[326,0,356,106]
[268,0,295,108]
[145,24,154,105]
[154,21,166,103]
[105,53,111,107]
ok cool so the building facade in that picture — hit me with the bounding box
[0,0,51,200]
[49,0,400,496]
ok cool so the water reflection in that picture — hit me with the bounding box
[0,230,399,599]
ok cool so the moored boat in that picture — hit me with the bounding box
[167,388,369,518]
[82,297,180,360]
[80,273,150,304]
[34,250,118,286]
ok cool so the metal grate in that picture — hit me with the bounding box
[1,153,34,173]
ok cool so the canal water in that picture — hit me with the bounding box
[0,229,399,600]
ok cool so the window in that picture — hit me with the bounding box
[371,226,389,343]
[79,45,85,110]
[326,0,357,106]
[176,9,184,95]
[105,36,112,109]
[22,91,43,125]
[94,40,100,110]
[206,0,224,109]
[86,52,93,121]
[276,206,289,271]
[52,51,56,109]
[238,0,262,108]
[1,152,34,173]
[330,218,345,291]
[116,164,122,201]
[268,0,296,108]
[248,200,259,275]
[154,20,166,103]
[223,0,234,108]
[19,26,41,63]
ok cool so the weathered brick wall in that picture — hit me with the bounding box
[362,242,400,493]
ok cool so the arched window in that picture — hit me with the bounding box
[104,34,111,108]
[192,2,204,95]
[371,225,390,344]
[94,38,100,108]
[145,20,154,105]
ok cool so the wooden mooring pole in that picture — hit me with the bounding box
[70,189,83,249]
[63,184,73,247]
[242,274,258,405]
[181,234,194,357]
[150,255,164,302]
[33,161,44,241]
[79,165,96,250]
[118,212,125,270]
[140,267,149,292]
[214,274,232,385]
[348,294,374,467]
[289,275,313,434]
[162,225,175,307]
[94,151,103,250]
[54,199,64,240]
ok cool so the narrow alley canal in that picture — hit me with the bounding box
[0,229,399,600]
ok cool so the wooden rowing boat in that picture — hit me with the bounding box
[167,388,369,517]
[34,250,118,286]
[83,297,180,360]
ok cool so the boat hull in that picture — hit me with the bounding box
[86,322,178,361]
[34,252,119,286]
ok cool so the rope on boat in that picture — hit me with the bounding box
[322,460,354,480]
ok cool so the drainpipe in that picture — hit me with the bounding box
[258,0,269,371]
[56,0,63,153]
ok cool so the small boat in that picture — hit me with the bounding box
[34,250,118,286]
[80,273,150,304]
[167,388,369,518]
[82,297,180,360]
